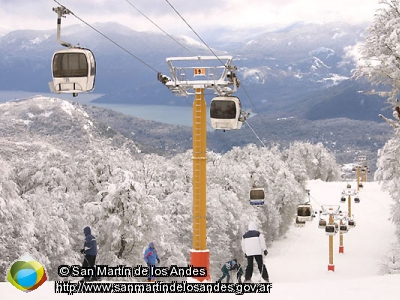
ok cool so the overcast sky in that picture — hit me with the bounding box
[0,0,381,35]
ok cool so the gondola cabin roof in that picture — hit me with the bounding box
[210,96,244,130]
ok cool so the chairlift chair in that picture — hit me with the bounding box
[50,47,96,97]
[249,187,265,206]
[296,204,313,222]
[210,96,245,130]
[354,197,360,203]
[340,196,346,202]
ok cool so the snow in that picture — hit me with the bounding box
[1,180,399,299]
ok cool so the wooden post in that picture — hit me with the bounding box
[328,214,335,271]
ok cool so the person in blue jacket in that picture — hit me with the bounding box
[143,242,160,282]
[80,226,98,281]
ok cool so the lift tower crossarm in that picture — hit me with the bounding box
[159,56,239,97]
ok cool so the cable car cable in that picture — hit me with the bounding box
[244,119,266,148]
[161,1,270,146]
[241,84,269,130]
[53,0,160,74]
[164,0,226,67]
[124,0,197,56]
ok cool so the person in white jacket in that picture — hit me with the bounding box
[241,221,269,282]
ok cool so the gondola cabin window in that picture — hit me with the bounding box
[297,206,311,217]
[210,100,237,119]
[53,52,88,78]
[250,189,265,200]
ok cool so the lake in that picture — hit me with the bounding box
[0,91,210,128]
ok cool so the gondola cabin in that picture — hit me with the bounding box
[318,219,327,229]
[249,187,265,206]
[50,48,96,97]
[348,219,356,228]
[295,216,306,227]
[297,204,313,222]
[340,224,349,233]
[210,96,244,130]
[325,224,336,236]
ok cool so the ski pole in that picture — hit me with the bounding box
[82,254,99,281]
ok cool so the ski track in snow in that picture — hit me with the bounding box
[1,180,400,299]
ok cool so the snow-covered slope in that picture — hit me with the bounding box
[1,180,399,299]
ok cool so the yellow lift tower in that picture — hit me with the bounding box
[158,56,241,281]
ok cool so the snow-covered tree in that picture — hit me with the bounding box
[283,142,341,183]
[356,0,400,103]
[0,102,341,281]
[356,0,400,269]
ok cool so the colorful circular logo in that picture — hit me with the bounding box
[6,253,47,292]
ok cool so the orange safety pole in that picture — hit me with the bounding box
[328,214,335,271]
[190,88,210,281]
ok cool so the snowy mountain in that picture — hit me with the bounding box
[0,96,140,155]
[0,21,378,120]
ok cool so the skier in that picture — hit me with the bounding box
[217,259,242,283]
[80,226,98,281]
[241,221,269,283]
[143,242,160,282]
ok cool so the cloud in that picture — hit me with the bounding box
[0,0,380,35]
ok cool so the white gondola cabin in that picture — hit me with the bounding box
[210,96,245,130]
[295,216,306,227]
[297,204,313,222]
[340,224,349,234]
[50,48,96,97]
[348,219,356,228]
[249,187,265,206]
[325,224,336,236]
[318,219,327,229]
